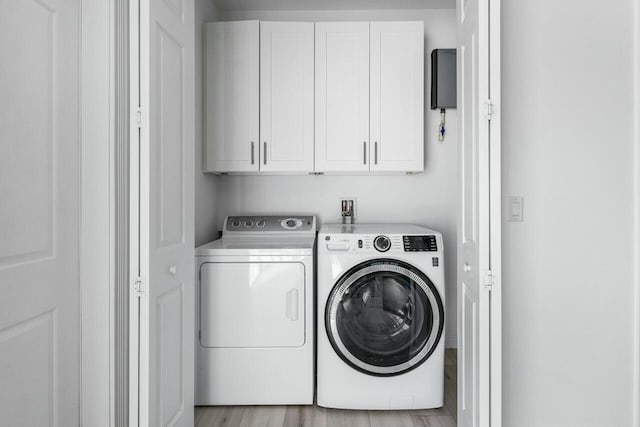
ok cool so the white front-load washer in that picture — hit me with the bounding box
[317,223,445,410]
[195,215,316,405]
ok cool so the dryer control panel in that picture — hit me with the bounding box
[224,215,316,234]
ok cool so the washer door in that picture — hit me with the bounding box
[325,258,444,376]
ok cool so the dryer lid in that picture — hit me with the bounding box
[195,236,315,256]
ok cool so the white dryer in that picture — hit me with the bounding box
[317,223,445,410]
[195,215,316,405]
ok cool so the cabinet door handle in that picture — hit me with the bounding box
[374,141,378,164]
[363,141,367,164]
[263,142,267,165]
[250,141,255,164]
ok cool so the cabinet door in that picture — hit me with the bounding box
[204,21,259,172]
[260,22,314,172]
[370,21,424,172]
[315,22,370,172]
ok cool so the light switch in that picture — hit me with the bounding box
[508,196,524,222]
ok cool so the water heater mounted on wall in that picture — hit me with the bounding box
[430,49,457,141]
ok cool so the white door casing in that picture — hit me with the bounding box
[0,0,81,425]
[204,20,259,173]
[260,21,314,172]
[488,0,502,424]
[130,0,196,425]
[315,22,370,172]
[458,0,501,426]
[369,21,424,173]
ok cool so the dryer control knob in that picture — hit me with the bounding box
[244,220,253,228]
[281,218,301,229]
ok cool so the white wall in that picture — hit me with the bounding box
[214,9,459,347]
[195,0,221,246]
[502,0,638,425]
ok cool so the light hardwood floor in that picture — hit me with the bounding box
[195,349,457,427]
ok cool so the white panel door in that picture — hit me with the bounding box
[315,22,370,172]
[458,0,501,425]
[0,1,80,425]
[204,21,259,172]
[370,21,424,172]
[260,22,314,172]
[200,262,305,348]
[131,0,195,425]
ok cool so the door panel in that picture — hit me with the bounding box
[458,0,483,423]
[200,262,305,348]
[458,0,500,425]
[370,21,424,172]
[157,285,185,426]
[459,4,481,423]
[134,0,195,425]
[260,22,314,172]
[204,21,259,172]
[0,0,80,425]
[156,25,185,247]
[461,281,479,425]
[315,22,369,172]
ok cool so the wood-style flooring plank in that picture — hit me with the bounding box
[326,409,370,427]
[196,405,246,427]
[408,406,450,417]
[411,415,457,427]
[369,410,415,427]
[283,405,327,427]
[238,406,286,427]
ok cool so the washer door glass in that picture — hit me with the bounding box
[325,259,444,376]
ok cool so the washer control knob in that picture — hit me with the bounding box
[373,235,391,252]
[231,219,241,227]
[287,219,296,227]
[244,220,253,228]
[256,219,266,228]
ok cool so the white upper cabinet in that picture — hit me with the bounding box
[204,21,259,172]
[370,21,424,172]
[260,22,315,172]
[204,20,424,174]
[315,22,370,172]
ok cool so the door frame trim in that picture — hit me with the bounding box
[80,0,117,424]
[488,0,502,425]
[633,0,640,425]
[114,0,130,424]
[128,0,142,425]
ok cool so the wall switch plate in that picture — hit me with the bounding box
[507,196,524,222]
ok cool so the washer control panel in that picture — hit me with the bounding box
[225,215,315,233]
[403,235,438,252]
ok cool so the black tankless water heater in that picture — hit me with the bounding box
[430,49,457,109]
